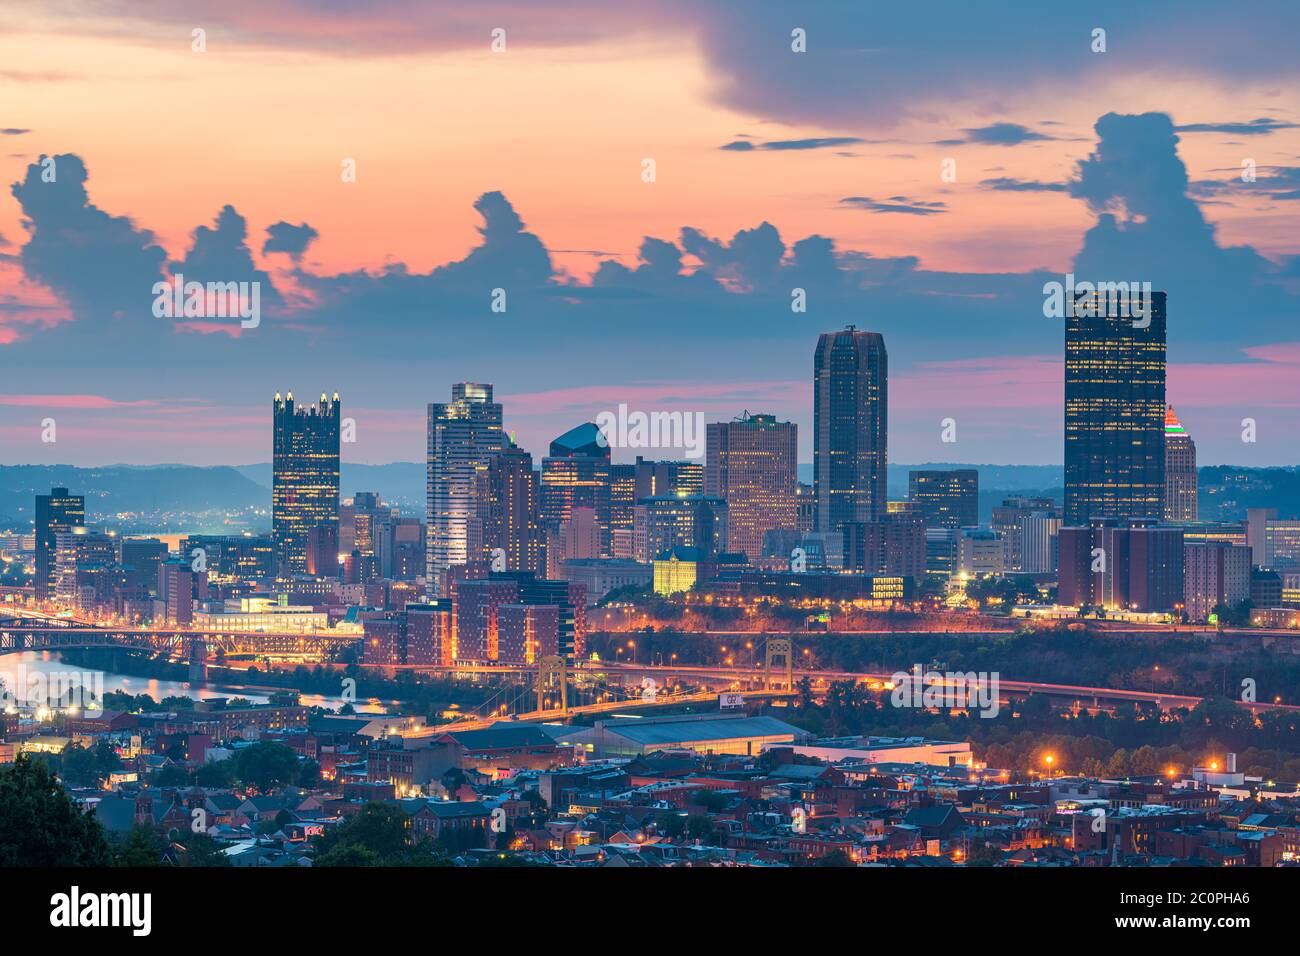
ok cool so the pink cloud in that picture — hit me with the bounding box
[0,394,162,409]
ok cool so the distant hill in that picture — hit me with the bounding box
[2,461,1292,531]
[0,462,427,530]
[0,464,268,529]
[232,462,425,512]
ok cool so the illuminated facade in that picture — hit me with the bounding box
[1064,290,1166,525]
[654,547,701,595]
[35,487,84,601]
[908,469,978,529]
[474,439,544,576]
[1183,541,1250,623]
[540,423,612,560]
[427,383,505,595]
[635,495,729,561]
[814,327,888,533]
[705,412,798,561]
[272,392,341,576]
[1163,405,1197,523]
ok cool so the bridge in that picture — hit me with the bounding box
[4,609,1293,722]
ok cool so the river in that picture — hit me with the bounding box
[0,651,388,713]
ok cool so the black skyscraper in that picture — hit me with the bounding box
[35,487,84,601]
[273,391,341,576]
[814,327,888,534]
[1064,289,1166,525]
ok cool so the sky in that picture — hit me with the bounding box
[0,0,1298,468]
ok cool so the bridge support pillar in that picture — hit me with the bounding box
[764,638,793,692]
[188,637,208,686]
[537,656,567,715]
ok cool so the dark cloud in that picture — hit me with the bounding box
[1069,112,1288,348]
[48,3,1300,132]
[720,136,866,152]
[981,177,1068,192]
[174,205,282,313]
[8,154,167,324]
[1,129,31,136]
[839,196,948,215]
[1175,118,1299,135]
[2,112,1297,444]
[262,221,319,260]
[937,123,1056,147]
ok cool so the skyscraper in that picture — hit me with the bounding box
[272,392,341,576]
[541,423,612,560]
[814,327,888,534]
[475,438,545,576]
[1064,290,1166,525]
[1163,405,1198,523]
[705,412,798,561]
[35,487,84,601]
[427,383,505,595]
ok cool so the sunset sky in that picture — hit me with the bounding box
[1,1,1298,467]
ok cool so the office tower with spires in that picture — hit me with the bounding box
[272,391,340,576]
[814,327,888,534]
[1163,405,1198,523]
[427,383,505,595]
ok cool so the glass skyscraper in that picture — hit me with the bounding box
[813,327,888,534]
[272,392,341,576]
[1063,290,1166,525]
[35,487,85,601]
[427,383,505,595]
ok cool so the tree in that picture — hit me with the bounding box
[234,741,300,792]
[315,843,383,867]
[816,849,853,867]
[297,758,321,789]
[178,832,231,867]
[312,802,451,866]
[59,744,101,787]
[195,757,236,788]
[114,826,165,867]
[155,764,192,788]
[0,755,113,866]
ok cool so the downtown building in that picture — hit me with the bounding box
[540,422,613,570]
[427,383,505,595]
[272,392,341,577]
[991,497,1061,574]
[1058,519,1184,613]
[1063,290,1166,525]
[35,487,84,601]
[814,327,888,534]
[1163,405,1198,523]
[908,469,979,529]
[1183,541,1251,624]
[473,438,545,577]
[454,572,587,664]
[634,495,729,562]
[705,412,798,562]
